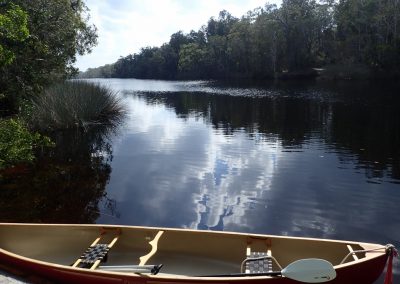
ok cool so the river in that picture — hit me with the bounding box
[1,78,399,282]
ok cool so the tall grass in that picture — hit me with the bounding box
[31,81,125,130]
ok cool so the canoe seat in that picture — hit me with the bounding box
[72,227,120,270]
[245,252,273,273]
[78,244,110,268]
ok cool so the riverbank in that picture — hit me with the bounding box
[78,63,400,82]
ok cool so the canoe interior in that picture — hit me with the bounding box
[0,224,368,276]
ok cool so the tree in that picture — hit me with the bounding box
[226,18,253,77]
[169,31,192,53]
[252,4,283,77]
[0,0,98,111]
[275,0,321,71]
[334,0,400,73]
[205,11,239,78]
[0,3,29,66]
[206,10,238,37]
[178,43,210,78]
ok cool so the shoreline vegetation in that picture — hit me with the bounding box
[0,81,125,172]
[79,1,400,81]
[0,1,99,170]
[30,81,126,131]
[0,119,54,171]
[0,80,125,172]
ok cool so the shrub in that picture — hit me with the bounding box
[0,118,53,169]
[31,81,125,130]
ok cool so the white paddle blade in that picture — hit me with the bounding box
[281,258,336,283]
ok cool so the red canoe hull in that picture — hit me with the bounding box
[0,248,388,284]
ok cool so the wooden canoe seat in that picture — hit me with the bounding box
[72,227,120,270]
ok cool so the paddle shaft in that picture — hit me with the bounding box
[98,264,164,275]
[200,271,282,277]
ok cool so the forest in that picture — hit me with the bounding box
[80,0,400,80]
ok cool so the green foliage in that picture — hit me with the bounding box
[111,45,178,79]
[0,3,29,66]
[178,43,210,77]
[0,0,98,112]
[335,0,400,72]
[0,119,53,169]
[81,0,400,80]
[80,64,115,78]
[30,81,125,130]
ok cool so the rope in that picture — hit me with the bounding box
[384,244,398,284]
[339,244,395,265]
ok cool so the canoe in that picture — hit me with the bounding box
[0,223,395,284]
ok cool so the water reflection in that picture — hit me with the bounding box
[1,79,399,269]
[0,125,119,223]
[137,90,400,183]
[102,95,280,231]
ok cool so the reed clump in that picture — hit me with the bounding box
[31,81,125,130]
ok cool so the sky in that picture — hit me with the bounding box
[75,0,282,71]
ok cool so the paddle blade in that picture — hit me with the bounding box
[281,258,336,283]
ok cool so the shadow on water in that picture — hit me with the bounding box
[0,124,120,223]
[136,81,400,182]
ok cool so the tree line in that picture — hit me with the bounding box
[80,0,400,80]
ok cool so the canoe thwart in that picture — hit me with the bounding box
[346,245,359,261]
[139,230,164,265]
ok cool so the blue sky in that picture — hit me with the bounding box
[75,0,282,71]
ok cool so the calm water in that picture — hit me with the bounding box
[1,79,399,280]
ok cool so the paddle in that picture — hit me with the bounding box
[280,258,336,283]
[98,264,163,275]
[201,258,336,283]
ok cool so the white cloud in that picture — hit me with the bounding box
[75,0,281,71]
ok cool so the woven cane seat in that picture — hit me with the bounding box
[245,252,273,273]
[79,244,110,265]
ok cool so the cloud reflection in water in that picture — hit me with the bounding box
[100,94,280,233]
